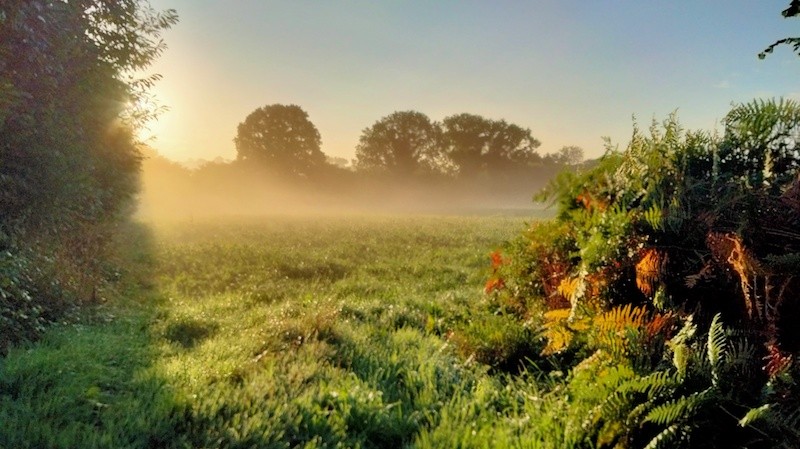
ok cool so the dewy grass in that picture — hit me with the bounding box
[0,214,570,448]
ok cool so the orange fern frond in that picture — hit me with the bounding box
[489,250,505,269]
[557,277,580,301]
[707,232,762,319]
[484,277,505,294]
[595,304,648,335]
[635,248,667,296]
[591,304,675,360]
[645,312,676,339]
[541,308,572,355]
[764,341,792,380]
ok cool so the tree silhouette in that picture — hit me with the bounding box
[441,113,541,177]
[546,145,585,166]
[354,111,444,175]
[760,0,800,59]
[441,113,494,176]
[234,104,325,177]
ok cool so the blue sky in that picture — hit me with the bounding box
[143,1,800,162]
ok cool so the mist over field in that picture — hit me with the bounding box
[136,147,564,219]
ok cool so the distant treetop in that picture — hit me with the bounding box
[354,111,445,176]
[234,104,326,177]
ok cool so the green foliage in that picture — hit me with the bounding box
[450,312,541,370]
[0,251,47,352]
[495,98,800,447]
[0,1,177,348]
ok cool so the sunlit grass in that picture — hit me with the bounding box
[0,214,575,448]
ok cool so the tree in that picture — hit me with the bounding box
[354,111,444,175]
[1,1,177,231]
[759,0,800,59]
[441,113,493,176]
[234,104,326,177]
[545,145,585,167]
[441,113,541,176]
[0,0,177,351]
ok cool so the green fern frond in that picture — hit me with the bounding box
[586,369,681,444]
[644,388,710,426]
[643,205,664,231]
[626,401,652,429]
[727,338,757,372]
[582,365,638,429]
[643,423,690,449]
[668,316,697,379]
[739,404,772,427]
[642,371,680,401]
[707,313,728,386]
[738,403,800,446]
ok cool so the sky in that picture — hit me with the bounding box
[141,0,800,163]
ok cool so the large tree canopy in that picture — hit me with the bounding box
[441,113,541,176]
[234,104,326,177]
[354,111,444,175]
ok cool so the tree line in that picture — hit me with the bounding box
[232,104,584,180]
[139,105,585,218]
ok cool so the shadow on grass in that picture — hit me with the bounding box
[0,222,194,449]
[164,318,218,349]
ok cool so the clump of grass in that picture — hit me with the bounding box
[450,312,542,372]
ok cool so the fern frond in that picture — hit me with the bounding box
[706,233,763,319]
[726,338,757,372]
[587,369,680,445]
[645,312,675,339]
[590,305,674,363]
[540,309,573,355]
[643,423,690,449]
[609,371,680,405]
[556,276,586,306]
[739,404,772,427]
[541,326,573,356]
[643,205,664,231]
[707,313,728,386]
[636,248,667,297]
[644,388,710,426]
[595,304,648,334]
[543,308,571,322]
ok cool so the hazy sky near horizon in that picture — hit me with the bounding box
[143,1,800,163]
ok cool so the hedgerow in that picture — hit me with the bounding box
[0,1,177,352]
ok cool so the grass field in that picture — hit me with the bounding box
[0,214,573,448]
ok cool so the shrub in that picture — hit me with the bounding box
[491,99,800,446]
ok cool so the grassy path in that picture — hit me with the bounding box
[1,215,560,448]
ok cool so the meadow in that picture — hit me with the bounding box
[0,214,565,449]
